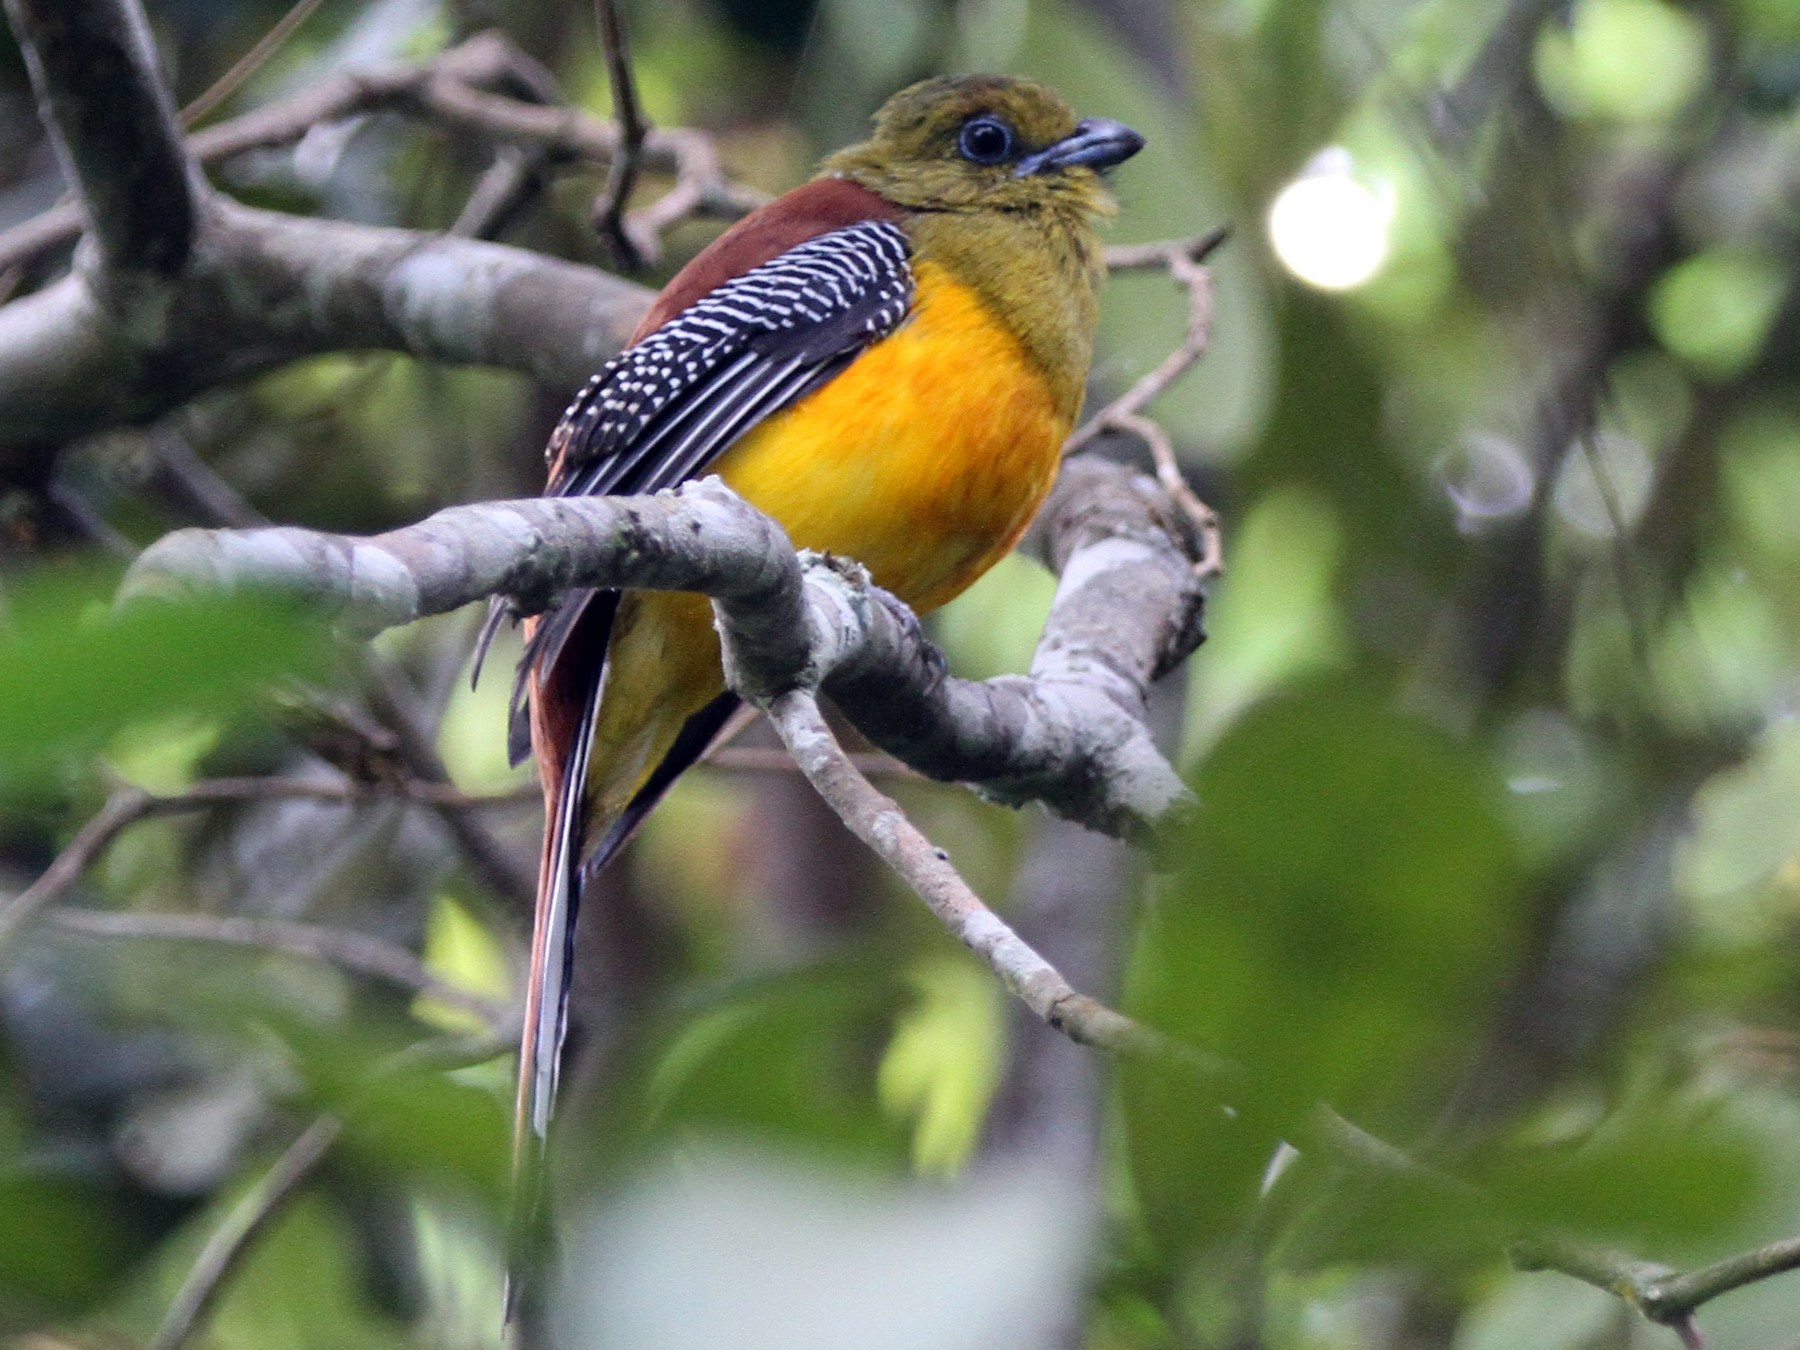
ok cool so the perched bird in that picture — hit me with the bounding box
[498,72,1141,1289]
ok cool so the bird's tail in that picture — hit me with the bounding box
[504,670,596,1323]
[503,680,745,1322]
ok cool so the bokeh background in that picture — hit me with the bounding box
[3,0,1800,1345]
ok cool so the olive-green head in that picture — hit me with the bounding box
[823,74,1143,217]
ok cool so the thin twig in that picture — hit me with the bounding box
[179,0,327,127]
[0,202,80,274]
[762,688,1230,1079]
[151,1113,344,1350]
[1067,227,1231,550]
[700,743,918,779]
[1108,411,1223,580]
[620,126,752,265]
[0,33,762,277]
[1644,1235,1800,1321]
[1100,226,1231,272]
[0,787,151,952]
[0,775,531,956]
[1512,1231,1800,1342]
[148,1029,508,1350]
[590,0,650,270]
[450,145,548,240]
[52,908,510,1030]
[1072,228,1229,449]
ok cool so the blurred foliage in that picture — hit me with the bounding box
[2,0,1800,1345]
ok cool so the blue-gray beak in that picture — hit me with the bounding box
[1013,117,1145,177]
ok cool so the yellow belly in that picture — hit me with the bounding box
[584,261,1069,827]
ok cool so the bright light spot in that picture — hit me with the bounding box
[1267,149,1393,292]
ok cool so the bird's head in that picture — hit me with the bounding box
[824,74,1143,218]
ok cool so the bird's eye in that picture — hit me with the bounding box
[957,115,1016,165]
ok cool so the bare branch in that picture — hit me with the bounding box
[450,146,549,241]
[179,0,327,128]
[180,32,535,165]
[621,126,765,265]
[3,0,205,289]
[408,76,765,257]
[0,31,761,277]
[151,1113,344,1350]
[1071,229,1228,455]
[53,908,510,1030]
[762,688,1225,1073]
[0,201,83,276]
[1107,410,1224,578]
[0,201,652,457]
[0,775,528,957]
[590,0,650,270]
[1514,1232,1800,1342]
[0,786,151,952]
[1066,228,1230,550]
[702,743,917,779]
[1648,1238,1800,1323]
[123,478,796,633]
[0,21,775,461]
[123,460,1208,838]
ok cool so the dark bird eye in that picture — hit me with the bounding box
[957,115,1016,165]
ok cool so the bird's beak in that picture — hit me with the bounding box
[1013,117,1145,177]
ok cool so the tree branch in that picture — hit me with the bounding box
[150,1113,345,1350]
[53,908,509,1031]
[0,31,762,276]
[178,0,327,128]
[1513,1232,1800,1346]
[1074,226,1230,454]
[0,775,527,957]
[589,0,650,269]
[760,688,1226,1076]
[121,459,1208,839]
[2,0,204,293]
[0,20,776,462]
[0,201,653,458]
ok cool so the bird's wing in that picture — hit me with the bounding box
[485,217,914,757]
[505,216,914,1309]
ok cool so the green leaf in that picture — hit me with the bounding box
[1124,684,1520,1252]
[0,576,330,789]
[627,962,911,1169]
[0,1171,146,1317]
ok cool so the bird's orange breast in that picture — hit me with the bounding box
[714,258,1068,609]
[584,262,1069,825]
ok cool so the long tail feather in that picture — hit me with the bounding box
[505,674,597,1322]
[502,687,742,1321]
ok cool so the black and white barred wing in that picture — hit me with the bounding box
[481,219,915,755]
[547,219,914,499]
